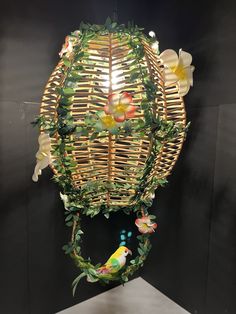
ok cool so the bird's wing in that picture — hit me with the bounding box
[97,258,121,275]
[106,257,121,272]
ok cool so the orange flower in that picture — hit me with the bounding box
[104,92,136,122]
[135,216,157,234]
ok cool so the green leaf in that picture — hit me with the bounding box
[75,234,81,240]
[86,274,99,283]
[129,72,140,82]
[110,127,119,135]
[62,88,75,96]
[72,272,87,296]
[57,106,69,117]
[65,145,74,151]
[121,275,128,282]
[77,230,84,235]
[69,72,82,81]
[73,65,84,71]
[62,245,68,251]
[66,221,73,227]
[62,57,71,67]
[59,96,73,106]
[111,22,117,29]
[90,132,99,140]
[58,125,76,136]
[138,248,144,255]
[65,214,73,221]
[141,101,149,110]
[105,16,112,27]
[75,51,85,61]
[144,109,153,125]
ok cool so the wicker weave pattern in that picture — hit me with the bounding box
[40,33,186,208]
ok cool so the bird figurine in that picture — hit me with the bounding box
[96,246,132,277]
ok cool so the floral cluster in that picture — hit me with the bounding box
[135,215,157,234]
[59,33,81,59]
[105,92,136,122]
[96,92,136,133]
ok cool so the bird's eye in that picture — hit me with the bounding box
[125,250,127,253]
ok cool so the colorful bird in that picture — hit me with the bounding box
[97,246,132,276]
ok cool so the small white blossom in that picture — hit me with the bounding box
[151,41,159,53]
[60,192,70,210]
[149,31,156,38]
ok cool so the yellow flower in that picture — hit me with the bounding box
[100,115,117,129]
[95,112,119,134]
[160,49,195,96]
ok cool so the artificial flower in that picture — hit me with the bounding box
[59,36,78,58]
[147,192,155,200]
[151,41,159,53]
[60,192,70,210]
[95,111,119,133]
[135,215,157,234]
[149,30,156,38]
[160,49,194,96]
[148,31,159,53]
[104,92,136,122]
[71,30,81,37]
[32,133,52,182]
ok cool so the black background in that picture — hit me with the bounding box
[0,0,236,313]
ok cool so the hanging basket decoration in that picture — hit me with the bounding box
[32,19,194,292]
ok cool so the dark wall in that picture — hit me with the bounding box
[0,0,236,314]
[143,104,236,314]
[140,1,236,314]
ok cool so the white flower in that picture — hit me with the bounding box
[60,192,70,210]
[59,35,79,58]
[151,41,159,53]
[135,216,157,234]
[32,133,52,182]
[72,30,81,36]
[160,49,195,96]
[150,193,155,199]
[149,31,156,38]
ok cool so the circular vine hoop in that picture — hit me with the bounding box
[70,211,152,289]
[34,20,188,292]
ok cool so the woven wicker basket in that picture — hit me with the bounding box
[40,33,186,209]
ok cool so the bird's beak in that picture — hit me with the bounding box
[128,249,132,256]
